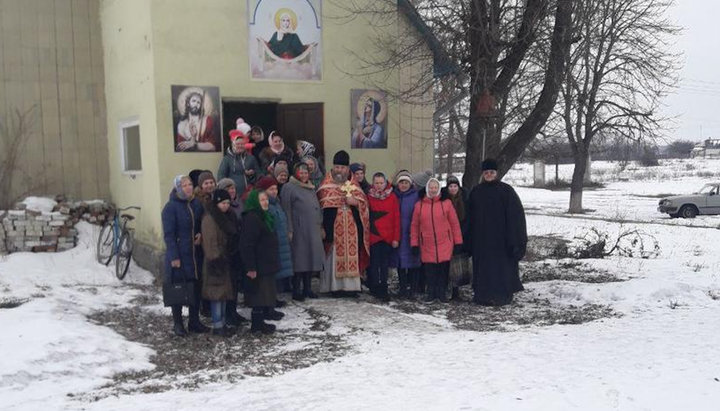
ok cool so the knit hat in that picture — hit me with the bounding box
[481,159,498,171]
[197,171,215,187]
[333,150,350,166]
[349,162,365,173]
[255,176,278,191]
[189,169,203,188]
[394,170,414,185]
[412,170,433,189]
[217,178,235,191]
[212,188,231,204]
[446,175,461,187]
[173,175,190,200]
[273,163,289,179]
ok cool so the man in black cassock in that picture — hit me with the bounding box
[467,159,527,306]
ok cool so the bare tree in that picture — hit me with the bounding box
[556,0,679,213]
[332,0,577,186]
[0,107,45,210]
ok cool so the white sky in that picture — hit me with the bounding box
[663,1,720,142]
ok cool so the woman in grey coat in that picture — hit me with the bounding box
[280,163,325,301]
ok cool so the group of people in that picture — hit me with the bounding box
[162,122,527,338]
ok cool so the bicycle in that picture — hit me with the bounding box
[96,206,141,280]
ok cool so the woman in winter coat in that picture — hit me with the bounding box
[367,172,400,301]
[217,132,259,197]
[200,189,239,337]
[442,175,471,301]
[390,170,422,299]
[216,178,248,325]
[161,175,209,336]
[281,163,325,301]
[301,155,325,189]
[259,131,295,174]
[410,177,463,302]
[256,176,292,313]
[241,189,282,334]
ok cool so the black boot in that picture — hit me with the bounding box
[408,270,418,300]
[187,304,210,333]
[265,307,285,321]
[276,299,287,308]
[212,325,236,337]
[451,287,462,301]
[379,282,390,303]
[226,300,248,326]
[292,273,305,301]
[251,308,276,334]
[397,271,408,298]
[424,274,436,302]
[437,275,449,303]
[303,272,318,299]
[171,306,187,337]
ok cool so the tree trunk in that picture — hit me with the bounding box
[555,158,559,184]
[445,115,455,178]
[569,150,588,213]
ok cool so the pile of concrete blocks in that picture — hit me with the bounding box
[1,209,76,253]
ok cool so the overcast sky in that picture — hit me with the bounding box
[664,1,720,142]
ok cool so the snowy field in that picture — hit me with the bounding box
[2,158,720,410]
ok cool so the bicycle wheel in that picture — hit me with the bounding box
[115,231,134,280]
[96,222,115,265]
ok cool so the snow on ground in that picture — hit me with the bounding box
[2,159,720,410]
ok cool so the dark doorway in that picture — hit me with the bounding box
[277,103,325,165]
[221,101,278,151]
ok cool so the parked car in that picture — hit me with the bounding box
[658,183,720,218]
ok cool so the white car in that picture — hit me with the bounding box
[658,183,720,218]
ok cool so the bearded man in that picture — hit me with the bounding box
[317,150,370,295]
[176,92,216,152]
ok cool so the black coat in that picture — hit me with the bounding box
[240,210,279,307]
[467,180,527,305]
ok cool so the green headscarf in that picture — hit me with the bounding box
[244,189,275,231]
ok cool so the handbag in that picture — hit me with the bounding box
[449,252,472,287]
[162,271,197,307]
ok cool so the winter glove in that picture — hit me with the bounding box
[411,246,420,256]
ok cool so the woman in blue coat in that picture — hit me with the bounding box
[256,176,292,315]
[161,175,210,336]
[390,170,422,298]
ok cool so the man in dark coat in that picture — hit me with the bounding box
[467,159,527,306]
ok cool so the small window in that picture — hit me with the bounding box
[120,119,142,173]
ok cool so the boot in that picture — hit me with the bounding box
[171,306,187,337]
[451,287,462,302]
[212,325,236,337]
[187,305,210,333]
[200,299,211,318]
[251,309,276,334]
[276,299,287,308]
[408,270,418,300]
[437,275,449,303]
[379,282,390,303]
[225,300,248,326]
[292,274,305,301]
[303,272,318,299]
[265,307,285,321]
[397,271,408,298]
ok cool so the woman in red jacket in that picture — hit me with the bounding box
[411,177,463,302]
[367,172,400,301]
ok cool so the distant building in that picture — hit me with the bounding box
[691,139,720,158]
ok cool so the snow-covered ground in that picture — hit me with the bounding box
[2,159,720,410]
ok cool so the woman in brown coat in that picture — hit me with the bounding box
[241,189,282,334]
[201,189,238,337]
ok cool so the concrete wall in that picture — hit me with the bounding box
[100,0,435,260]
[0,0,109,203]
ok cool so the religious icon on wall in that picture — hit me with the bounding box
[171,85,222,153]
[350,89,388,149]
[248,0,322,81]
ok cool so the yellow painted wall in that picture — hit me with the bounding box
[102,0,434,251]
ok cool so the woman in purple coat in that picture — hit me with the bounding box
[390,170,422,298]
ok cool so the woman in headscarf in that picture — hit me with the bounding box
[410,178,463,303]
[301,155,325,189]
[390,170,422,299]
[241,189,283,334]
[161,175,209,336]
[366,172,400,301]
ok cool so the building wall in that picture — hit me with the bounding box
[0,0,109,203]
[101,0,434,255]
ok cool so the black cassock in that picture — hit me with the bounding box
[467,180,527,305]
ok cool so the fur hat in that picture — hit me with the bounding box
[333,150,350,166]
[394,170,414,185]
[255,176,278,191]
[217,178,235,191]
[212,188,231,204]
[481,159,498,171]
[197,171,215,187]
[229,118,254,151]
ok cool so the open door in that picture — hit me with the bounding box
[277,103,324,165]
[221,101,278,150]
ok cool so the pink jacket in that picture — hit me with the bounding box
[410,193,463,264]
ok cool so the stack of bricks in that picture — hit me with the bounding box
[1,209,77,253]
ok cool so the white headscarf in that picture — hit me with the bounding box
[426,177,441,199]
